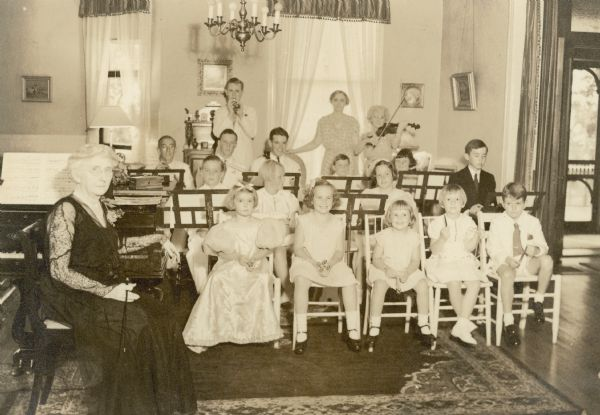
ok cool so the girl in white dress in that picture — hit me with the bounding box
[361,160,417,216]
[426,184,481,346]
[183,183,283,352]
[254,160,300,303]
[290,179,361,354]
[366,200,434,352]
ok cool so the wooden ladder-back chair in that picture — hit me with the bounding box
[291,192,386,349]
[242,171,302,198]
[419,214,493,346]
[14,220,73,415]
[362,214,415,337]
[479,209,561,346]
[396,171,452,216]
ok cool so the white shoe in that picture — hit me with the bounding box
[450,320,478,346]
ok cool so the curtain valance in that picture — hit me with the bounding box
[268,0,390,24]
[79,0,150,17]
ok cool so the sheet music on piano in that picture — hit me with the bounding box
[0,152,74,205]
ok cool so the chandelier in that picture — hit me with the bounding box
[205,1,283,52]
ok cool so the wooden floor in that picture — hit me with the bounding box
[1,258,599,413]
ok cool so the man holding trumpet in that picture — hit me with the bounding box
[212,77,258,169]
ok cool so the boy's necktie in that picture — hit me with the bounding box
[473,173,479,193]
[513,223,524,256]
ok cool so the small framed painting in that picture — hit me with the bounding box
[198,59,232,95]
[22,76,52,102]
[451,72,477,110]
[400,83,424,108]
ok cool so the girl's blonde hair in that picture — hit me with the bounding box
[258,159,284,182]
[303,178,340,210]
[437,183,467,208]
[224,182,259,210]
[384,199,416,227]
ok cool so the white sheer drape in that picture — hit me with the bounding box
[83,12,151,163]
[268,19,384,180]
[267,17,324,148]
[340,22,383,130]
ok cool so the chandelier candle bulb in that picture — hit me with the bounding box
[251,1,257,18]
[261,6,268,26]
[208,4,214,19]
[216,2,223,17]
[229,3,236,20]
[273,9,280,24]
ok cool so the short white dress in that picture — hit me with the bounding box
[367,227,426,291]
[425,214,481,283]
[289,212,357,287]
[183,217,282,351]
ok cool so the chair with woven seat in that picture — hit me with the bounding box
[361,214,415,338]
[291,192,387,350]
[419,214,493,346]
[13,220,73,415]
[479,211,561,346]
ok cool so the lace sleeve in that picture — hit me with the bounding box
[47,202,114,297]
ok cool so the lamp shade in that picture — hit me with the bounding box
[89,105,132,128]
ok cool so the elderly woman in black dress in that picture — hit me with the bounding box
[42,144,196,415]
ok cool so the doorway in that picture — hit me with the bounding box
[564,63,600,234]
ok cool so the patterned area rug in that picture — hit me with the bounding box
[1,328,581,415]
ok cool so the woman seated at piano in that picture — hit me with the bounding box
[42,144,197,415]
[357,105,401,176]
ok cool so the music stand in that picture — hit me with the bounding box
[396,170,452,215]
[321,176,370,194]
[330,193,387,265]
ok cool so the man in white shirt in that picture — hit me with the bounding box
[250,127,304,184]
[152,135,194,189]
[212,77,257,170]
[209,129,245,188]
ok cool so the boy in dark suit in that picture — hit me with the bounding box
[449,139,496,215]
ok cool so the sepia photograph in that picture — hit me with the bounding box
[0,1,598,414]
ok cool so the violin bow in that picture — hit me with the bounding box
[374,102,403,146]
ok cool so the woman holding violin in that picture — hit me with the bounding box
[358,105,401,175]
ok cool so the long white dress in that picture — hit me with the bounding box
[183,217,282,351]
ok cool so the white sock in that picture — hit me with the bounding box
[504,313,514,326]
[369,316,381,336]
[296,313,307,342]
[534,293,544,304]
[418,314,431,335]
[345,311,360,340]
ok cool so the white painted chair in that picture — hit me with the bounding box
[420,214,493,346]
[362,214,415,336]
[480,212,562,346]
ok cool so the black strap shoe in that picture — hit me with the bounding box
[504,323,521,346]
[345,329,361,352]
[365,327,380,353]
[294,332,308,355]
[529,298,546,324]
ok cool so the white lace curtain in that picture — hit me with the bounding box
[83,11,152,163]
[268,18,383,179]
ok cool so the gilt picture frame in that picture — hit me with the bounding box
[400,83,424,108]
[198,59,232,95]
[22,76,52,102]
[451,72,477,110]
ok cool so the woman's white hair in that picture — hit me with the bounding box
[68,144,119,177]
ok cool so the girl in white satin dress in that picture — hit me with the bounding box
[183,183,282,352]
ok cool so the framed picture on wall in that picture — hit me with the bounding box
[400,83,424,108]
[22,76,52,102]
[451,72,477,110]
[198,59,232,95]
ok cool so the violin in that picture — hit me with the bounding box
[375,122,399,137]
